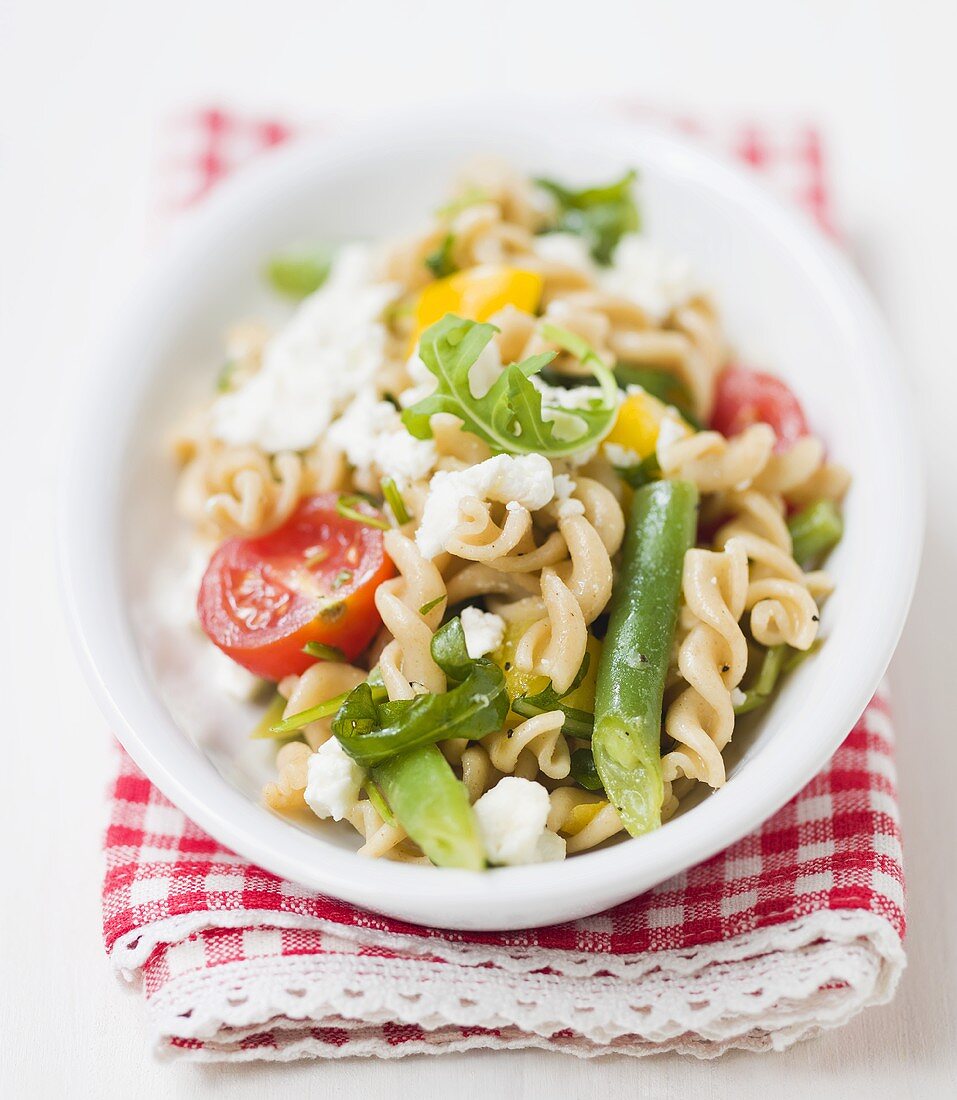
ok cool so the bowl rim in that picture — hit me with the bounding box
[58,105,924,930]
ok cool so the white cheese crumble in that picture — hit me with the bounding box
[474,777,566,866]
[415,453,556,558]
[211,244,399,452]
[730,688,747,707]
[460,606,506,659]
[604,441,642,468]
[327,387,438,488]
[532,231,596,272]
[304,738,366,822]
[600,235,702,321]
[552,473,576,500]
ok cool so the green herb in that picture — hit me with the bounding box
[613,365,703,430]
[365,780,397,827]
[269,669,388,736]
[401,315,618,458]
[216,359,238,393]
[424,233,458,279]
[265,247,333,299]
[251,694,298,740]
[570,747,603,791]
[511,652,595,738]
[302,641,346,662]
[380,477,411,525]
[535,170,640,265]
[332,618,509,767]
[788,500,843,569]
[335,495,389,530]
[419,595,446,617]
[331,568,354,590]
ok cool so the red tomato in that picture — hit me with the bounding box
[198,494,395,680]
[711,366,809,452]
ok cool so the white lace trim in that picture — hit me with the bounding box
[111,909,905,1060]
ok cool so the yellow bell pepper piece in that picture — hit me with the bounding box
[493,622,601,728]
[603,389,672,462]
[412,265,543,345]
[561,799,609,837]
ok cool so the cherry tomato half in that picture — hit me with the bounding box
[711,365,809,452]
[198,494,395,680]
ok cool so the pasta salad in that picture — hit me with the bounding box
[173,162,849,869]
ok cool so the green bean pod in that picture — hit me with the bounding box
[592,479,698,837]
[372,745,485,870]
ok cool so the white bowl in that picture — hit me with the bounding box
[59,107,922,931]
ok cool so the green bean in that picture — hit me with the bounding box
[592,479,698,836]
[372,745,485,870]
[788,499,843,568]
[265,248,332,299]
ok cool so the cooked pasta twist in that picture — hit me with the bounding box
[481,710,571,780]
[658,422,776,494]
[375,529,447,700]
[547,788,625,854]
[512,568,588,694]
[662,539,750,802]
[277,662,367,750]
[177,442,307,538]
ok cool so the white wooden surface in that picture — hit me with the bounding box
[2,1,955,1095]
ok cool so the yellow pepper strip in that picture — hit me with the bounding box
[493,623,600,730]
[412,265,543,347]
[603,389,672,462]
[561,800,609,836]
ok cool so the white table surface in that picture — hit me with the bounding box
[2,1,955,1095]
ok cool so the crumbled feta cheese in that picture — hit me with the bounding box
[600,235,702,321]
[415,453,556,558]
[552,473,576,500]
[532,378,608,410]
[211,244,400,452]
[304,738,366,822]
[532,232,596,273]
[460,606,506,658]
[604,441,642,468]
[556,498,586,518]
[730,688,747,707]
[327,387,437,487]
[474,777,567,866]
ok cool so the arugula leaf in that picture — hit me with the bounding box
[332,618,510,767]
[424,233,458,279]
[510,652,595,738]
[401,314,618,458]
[569,747,603,791]
[535,170,640,265]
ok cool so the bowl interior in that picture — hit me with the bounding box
[64,112,919,928]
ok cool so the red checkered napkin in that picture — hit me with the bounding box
[103,109,905,1061]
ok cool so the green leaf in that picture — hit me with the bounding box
[511,652,595,738]
[335,495,390,530]
[401,314,618,458]
[419,595,445,616]
[380,477,411,525]
[302,641,346,662]
[535,170,640,265]
[332,618,510,767]
[569,747,603,791]
[265,247,333,298]
[424,233,458,279]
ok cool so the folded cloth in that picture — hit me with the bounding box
[103,109,905,1061]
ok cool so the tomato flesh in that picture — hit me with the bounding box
[198,494,395,680]
[711,365,809,452]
